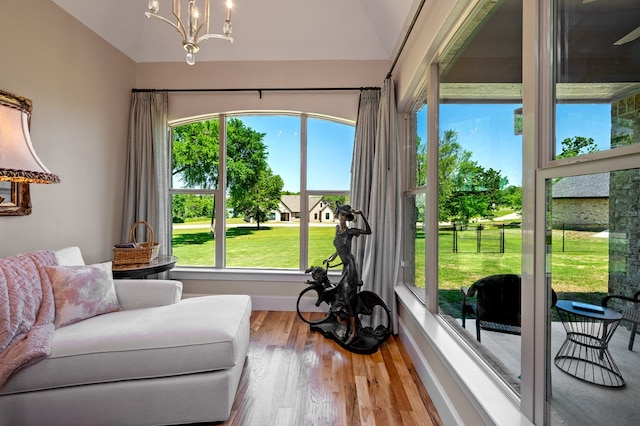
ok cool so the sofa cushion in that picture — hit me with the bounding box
[0,295,251,396]
[54,246,86,267]
[45,262,120,328]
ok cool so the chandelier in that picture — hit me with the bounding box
[145,0,234,65]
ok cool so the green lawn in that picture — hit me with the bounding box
[173,220,610,317]
[431,226,609,317]
[173,222,337,268]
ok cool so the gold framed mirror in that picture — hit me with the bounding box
[0,181,32,216]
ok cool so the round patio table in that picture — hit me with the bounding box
[553,300,624,387]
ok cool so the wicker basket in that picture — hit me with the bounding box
[113,221,160,265]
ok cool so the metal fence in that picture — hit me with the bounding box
[550,223,608,253]
[440,222,606,254]
[451,224,506,253]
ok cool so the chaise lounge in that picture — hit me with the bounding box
[0,247,251,426]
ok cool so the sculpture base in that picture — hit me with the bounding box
[310,315,390,355]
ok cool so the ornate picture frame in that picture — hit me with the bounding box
[0,181,32,216]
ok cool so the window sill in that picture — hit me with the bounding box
[170,266,340,283]
[395,285,531,426]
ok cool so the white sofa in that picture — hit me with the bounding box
[0,248,251,426]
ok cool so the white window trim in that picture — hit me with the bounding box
[168,112,353,273]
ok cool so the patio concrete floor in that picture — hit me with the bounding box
[457,319,640,425]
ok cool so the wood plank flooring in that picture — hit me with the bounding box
[214,310,443,426]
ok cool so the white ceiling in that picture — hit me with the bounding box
[52,0,419,64]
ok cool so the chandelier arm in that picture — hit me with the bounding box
[170,6,188,40]
[197,34,234,44]
[146,12,187,39]
[194,21,208,41]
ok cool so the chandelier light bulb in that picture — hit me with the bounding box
[190,2,199,20]
[224,0,232,36]
[148,0,159,13]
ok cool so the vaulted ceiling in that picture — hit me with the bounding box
[52,0,420,64]
[52,0,640,102]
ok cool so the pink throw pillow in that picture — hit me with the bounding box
[45,262,120,328]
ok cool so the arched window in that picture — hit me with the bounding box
[169,112,354,270]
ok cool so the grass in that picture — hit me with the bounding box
[172,219,610,318]
[431,226,609,318]
[172,222,337,269]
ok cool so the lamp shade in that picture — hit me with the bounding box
[0,90,60,184]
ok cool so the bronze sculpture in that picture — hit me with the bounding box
[297,205,391,354]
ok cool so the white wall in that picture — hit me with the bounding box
[0,1,135,262]
[136,60,389,122]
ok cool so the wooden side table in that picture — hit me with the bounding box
[112,255,178,279]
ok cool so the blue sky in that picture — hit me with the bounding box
[183,106,610,192]
[238,115,354,193]
[417,103,611,186]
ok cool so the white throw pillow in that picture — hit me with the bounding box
[45,262,120,328]
[54,246,86,267]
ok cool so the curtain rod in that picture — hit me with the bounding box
[386,0,426,79]
[132,87,380,98]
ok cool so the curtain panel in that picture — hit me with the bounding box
[121,91,170,256]
[351,88,380,276]
[353,79,402,333]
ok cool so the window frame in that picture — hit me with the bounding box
[168,111,354,275]
[402,1,640,424]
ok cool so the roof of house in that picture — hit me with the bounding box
[552,172,609,198]
[280,195,325,213]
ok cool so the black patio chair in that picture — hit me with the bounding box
[461,274,557,342]
[602,289,640,351]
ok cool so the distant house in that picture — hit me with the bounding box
[551,173,609,229]
[272,195,335,223]
[309,197,335,223]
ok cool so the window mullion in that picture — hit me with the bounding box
[425,62,439,313]
[300,114,309,271]
[217,114,227,269]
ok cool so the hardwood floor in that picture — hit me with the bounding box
[215,310,443,426]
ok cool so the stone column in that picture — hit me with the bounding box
[608,94,640,297]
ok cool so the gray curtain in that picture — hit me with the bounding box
[351,88,380,274]
[358,78,402,333]
[121,91,170,257]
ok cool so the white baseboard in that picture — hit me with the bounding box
[182,293,325,313]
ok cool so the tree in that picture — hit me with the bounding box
[437,130,508,223]
[557,136,597,159]
[417,135,427,186]
[225,118,270,202]
[501,185,522,211]
[438,130,472,222]
[321,195,348,213]
[172,194,187,223]
[172,120,221,189]
[172,118,284,228]
[229,167,284,229]
[172,194,214,223]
